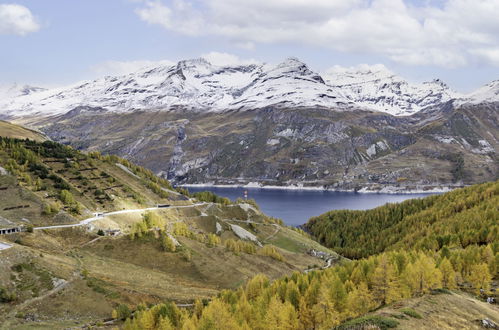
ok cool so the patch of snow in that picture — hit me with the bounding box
[434,136,456,144]
[366,141,388,157]
[458,80,499,105]
[0,166,8,176]
[266,138,280,146]
[275,128,295,138]
[366,144,377,157]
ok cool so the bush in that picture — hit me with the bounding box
[0,287,16,303]
[224,239,256,255]
[42,202,60,216]
[59,189,75,205]
[401,308,423,319]
[116,304,131,320]
[257,245,284,261]
[161,235,176,252]
[97,229,105,236]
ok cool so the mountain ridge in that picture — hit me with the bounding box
[1,57,497,119]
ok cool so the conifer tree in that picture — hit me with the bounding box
[468,263,492,294]
[264,296,300,330]
[439,257,457,289]
[346,282,376,318]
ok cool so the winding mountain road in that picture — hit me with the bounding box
[34,203,206,231]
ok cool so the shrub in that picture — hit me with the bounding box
[0,287,17,303]
[161,235,176,252]
[258,245,284,261]
[401,308,423,319]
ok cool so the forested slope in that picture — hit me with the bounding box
[305,181,498,259]
[120,182,498,329]
[121,243,497,329]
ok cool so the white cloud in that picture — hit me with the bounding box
[0,4,40,36]
[91,59,175,76]
[470,48,499,66]
[134,0,499,68]
[201,52,258,66]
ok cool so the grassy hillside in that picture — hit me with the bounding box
[0,131,335,328]
[339,291,499,330]
[305,181,498,259]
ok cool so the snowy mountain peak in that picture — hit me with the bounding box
[461,80,499,104]
[0,83,46,99]
[324,64,396,85]
[0,58,497,119]
[321,65,461,115]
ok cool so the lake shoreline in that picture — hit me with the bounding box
[183,185,441,226]
[181,182,456,195]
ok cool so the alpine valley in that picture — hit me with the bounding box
[1,58,497,191]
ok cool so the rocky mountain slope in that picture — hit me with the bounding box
[1,58,498,190]
[30,101,497,191]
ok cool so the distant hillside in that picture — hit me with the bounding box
[0,120,46,142]
[305,181,498,258]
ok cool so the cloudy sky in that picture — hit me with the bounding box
[1,0,499,92]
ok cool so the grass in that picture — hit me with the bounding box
[0,120,46,142]
[269,233,304,253]
[370,291,499,329]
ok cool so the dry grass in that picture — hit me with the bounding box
[0,121,46,142]
[372,291,499,329]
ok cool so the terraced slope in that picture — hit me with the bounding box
[0,129,335,328]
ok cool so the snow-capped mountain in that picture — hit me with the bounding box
[323,65,459,115]
[460,80,499,104]
[0,58,354,118]
[0,84,46,99]
[0,57,497,118]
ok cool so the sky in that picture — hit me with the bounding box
[1,0,498,92]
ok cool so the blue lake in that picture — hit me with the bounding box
[185,186,436,226]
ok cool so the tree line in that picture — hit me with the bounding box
[305,181,498,259]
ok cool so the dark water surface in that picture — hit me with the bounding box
[186,186,436,226]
